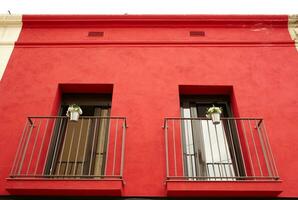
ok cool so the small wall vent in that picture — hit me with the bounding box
[88,31,104,37]
[190,31,205,37]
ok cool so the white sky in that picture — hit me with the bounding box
[0,0,298,15]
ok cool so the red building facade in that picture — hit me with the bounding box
[0,14,298,199]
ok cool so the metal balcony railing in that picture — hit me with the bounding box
[10,116,127,179]
[163,117,279,181]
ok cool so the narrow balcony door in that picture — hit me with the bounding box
[181,97,244,180]
[53,106,110,177]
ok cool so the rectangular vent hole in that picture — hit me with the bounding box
[190,31,205,37]
[88,32,104,37]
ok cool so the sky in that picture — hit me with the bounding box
[0,0,298,15]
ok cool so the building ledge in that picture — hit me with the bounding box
[22,14,288,28]
[6,178,123,196]
[166,180,282,197]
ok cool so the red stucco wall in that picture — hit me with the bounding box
[0,15,298,197]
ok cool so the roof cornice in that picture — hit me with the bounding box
[22,14,289,28]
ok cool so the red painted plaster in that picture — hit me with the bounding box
[0,15,298,198]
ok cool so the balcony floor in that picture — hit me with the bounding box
[166,180,283,197]
[6,178,123,196]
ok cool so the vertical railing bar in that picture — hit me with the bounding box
[214,124,224,180]
[49,118,64,175]
[206,163,210,180]
[192,119,197,178]
[179,119,185,177]
[104,118,112,176]
[255,120,271,175]
[230,163,235,178]
[65,128,76,176]
[89,118,98,175]
[185,119,190,177]
[63,163,66,175]
[248,120,263,176]
[73,119,84,176]
[218,163,226,180]
[97,116,106,176]
[224,164,229,180]
[220,120,233,178]
[42,118,57,175]
[241,120,256,178]
[17,119,35,175]
[196,119,209,180]
[261,120,279,178]
[26,120,42,175]
[259,122,272,177]
[258,120,274,177]
[221,164,225,180]
[206,162,210,180]
[112,119,119,176]
[186,118,196,177]
[10,120,29,176]
[213,163,216,180]
[217,163,222,180]
[34,118,49,175]
[191,153,196,179]
[191,118,198,180]
[46,118,61,175]
[70,162,73,174]
[234,119,248,176]
[172,120,177,176]
[75,162,80,175]
[57,120,70,175]
[81,118,91,175]
[184,119,190,177]
[227,119,240,178]
[120,119,126,177]
[225,164,230,180]
[206,119,216,179]
[164,120,169,178]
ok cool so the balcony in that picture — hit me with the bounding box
[163,117,281,197]
[6,116,127,196]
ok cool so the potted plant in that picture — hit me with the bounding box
[66,104,83,122]
[206,105,222,125]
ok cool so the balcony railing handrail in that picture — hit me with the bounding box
[163,117,263,129]
[28,116,127,119]
[164,117,263,120]
[166,175,280,180]
[27,116,127,127]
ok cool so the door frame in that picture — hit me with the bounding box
[44,94,112,176]
[180,95,246,178]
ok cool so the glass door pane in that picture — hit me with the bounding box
[181,99,237,180]
[197,104,235,180]
[200,119,235,180]
[182,107,197,177]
